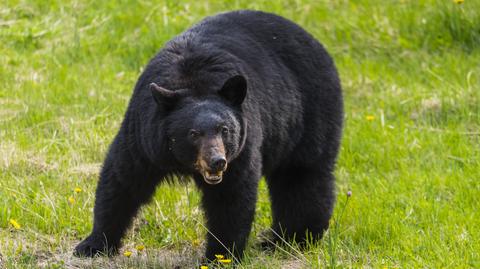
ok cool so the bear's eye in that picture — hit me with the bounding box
[221,126,229,135]
[189,129,200,140]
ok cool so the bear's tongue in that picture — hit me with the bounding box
[203,170,223,185]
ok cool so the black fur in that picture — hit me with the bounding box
[74,10,343,261]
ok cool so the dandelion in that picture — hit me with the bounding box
[135,245,145,251]
[366,115,375,121]
[453,0,464,4]
[215,254,224,259]
[218,259,232,264]
[123,250,132,257]
[9,219,21,229]
[68,196,75,204]
[74,187,82,193]
[347,190,352,197]
[200,266,208,269]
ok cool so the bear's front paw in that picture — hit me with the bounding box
[74,233,118,257]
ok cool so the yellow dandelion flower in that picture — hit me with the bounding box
[453,0,464,4]
[218,259,232,264]
[68,196,75,204]
[366,115,375,121]
[135,245,145,251]
[123,250,132,257]
[74,187,82,193]
[9,219,21,229]
[215,254,224,259]
[200,266,208,269]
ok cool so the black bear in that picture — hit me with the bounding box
[74,10,343,261]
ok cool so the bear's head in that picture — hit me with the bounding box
[150,75,247,185]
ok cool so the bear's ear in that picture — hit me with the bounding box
[150,83,180,109]
[218,75,247,106]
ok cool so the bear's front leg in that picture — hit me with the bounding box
[74,138,163,257]
[199,161,261,261]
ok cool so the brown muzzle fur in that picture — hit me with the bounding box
[195,136,227,184]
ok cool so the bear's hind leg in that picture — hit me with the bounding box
[264,166,335,247]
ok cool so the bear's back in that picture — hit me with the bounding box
[186,10,334,74]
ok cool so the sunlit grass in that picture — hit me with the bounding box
[1,0,479,268]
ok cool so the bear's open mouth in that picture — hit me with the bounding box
[202,170,223,185]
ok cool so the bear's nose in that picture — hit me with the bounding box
[210,156,227,172]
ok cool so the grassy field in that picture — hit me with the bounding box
[1,0,479,268]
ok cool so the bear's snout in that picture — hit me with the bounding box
[195,136,228,185]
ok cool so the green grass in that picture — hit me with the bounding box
[1,0,479,268]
